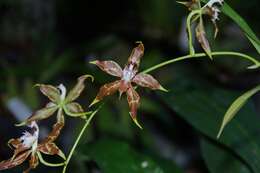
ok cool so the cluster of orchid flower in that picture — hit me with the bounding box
[2,0,259,172]
[0,42,166,172]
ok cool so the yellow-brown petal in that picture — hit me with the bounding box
[65,75,94,103]
[89,80,121,107]
[126,86,142,128]
[8,139,29,160]
[38,142,65,160]
[41,122,64,144]
[35,84,61,103]
[126,42,144,70]
[65,102,84,114]
[57,108,65,125]
[0,151,31,171]
[8,138,23,149]
[176,0,200,11]
[23,154,39,173]
[16,103,58,126]
[91,60,123,77]
[196,20,212,59]
[133,73,167,91]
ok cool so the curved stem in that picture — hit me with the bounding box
[63,106,92,118]
[186,10,201,55]
[37,152,65,167]
[62,109,99,173]
[141,51,260,74]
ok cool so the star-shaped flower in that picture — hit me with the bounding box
[89,42,167,128]
[0,121,65,173]
[17,75,94,127]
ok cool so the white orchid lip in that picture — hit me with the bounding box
[204,0,224,22]
[20,121,39,149]
[58,84,67,101]
[122,64,135,82]
[206,0,224,7]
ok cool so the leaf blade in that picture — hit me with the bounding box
[217,85,260,138]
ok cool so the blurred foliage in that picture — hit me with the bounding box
[81,139,182,173]
[201,138,251,173]
[159,64,260,172]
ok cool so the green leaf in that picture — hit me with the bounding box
[159,67,260,173]
[201,0,260,54]
[217,85,260,138]
[201,138,251,173]
[82,139,182,173]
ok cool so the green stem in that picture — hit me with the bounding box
[186,10,201,55]
[63,106,92,118]
[37,152,65,167]
[62,110,98,173]
[141,51,260,74]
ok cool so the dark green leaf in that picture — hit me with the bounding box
[201,138,251,173]
[82,139,182,173]
[159,68,260,173]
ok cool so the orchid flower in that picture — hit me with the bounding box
[177,0,224,58]
[0,121,65,173]
[89,42,167,128]
[17,75,94,127]
[203,0,224,37]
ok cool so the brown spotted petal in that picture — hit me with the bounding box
[0,151,31,171]
[65,75,94,103]
[42,122,64,144]
[38,143,65,160]
[8,139,28,159]
[8,138,23,149]
[17,103,58,126]
[23,154,39,173]
[126,86,142,128]
[127,42,144,69]
[57,109,65,124]
[195,20,212,59]
[91,60,123,77]
[36,84,61,103]
[90,80,121,107]
[37,122,65,159]
[133,73,167,91]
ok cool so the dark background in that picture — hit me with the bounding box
[0,0,259,173]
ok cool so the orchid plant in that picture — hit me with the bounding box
[0,0,259,172]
